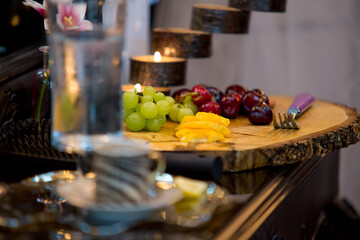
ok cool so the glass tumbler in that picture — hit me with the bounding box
[46,0,127,153]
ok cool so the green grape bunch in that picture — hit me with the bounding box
[122,86,175,132]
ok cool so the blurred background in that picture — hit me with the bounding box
[0,1,45,57]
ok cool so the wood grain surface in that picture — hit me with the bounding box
[125,96,360,172]
[190,4,250,34]
[229,0,287,12]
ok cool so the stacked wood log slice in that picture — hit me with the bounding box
[229,0,287,12]
[130,56,186,86]
[152,28,212,58]
[190,4,251,34]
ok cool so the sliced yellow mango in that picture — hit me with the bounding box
[175,128,193,138]
[195,112,230,127]
[178,121,231,138]
[180,115,200,125]
[176,129,225,143]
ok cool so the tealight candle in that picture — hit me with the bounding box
[130,51,187,86]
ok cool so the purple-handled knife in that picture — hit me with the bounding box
[273,93,315,129]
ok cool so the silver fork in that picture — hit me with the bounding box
[272,93,315,129]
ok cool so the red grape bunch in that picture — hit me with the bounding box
[173,84,273,125]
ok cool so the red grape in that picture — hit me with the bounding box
[172,88,190,102]
[252,88,264,95]
[226,85,247,96]
[199,101,222,115]
[205,86,224,102]
[191,85,212,106]
[248,102,273,125]
[218,94,240,119]
[252,88,269,105]
[242,90,266,114]
[232,93,242,105]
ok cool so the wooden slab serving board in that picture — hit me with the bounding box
[125,96,360,172]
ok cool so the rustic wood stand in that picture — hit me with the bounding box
[125,96,360,171]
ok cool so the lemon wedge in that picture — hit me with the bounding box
[174,176,208,199]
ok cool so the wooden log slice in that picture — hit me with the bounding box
[229,0,287,12]
[125,96,360,172]
[152,28,212,58]
[190,4,251,34]
[130,56,186,86]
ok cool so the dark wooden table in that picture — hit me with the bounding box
[0,150,341,240]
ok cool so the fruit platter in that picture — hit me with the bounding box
[122,84,360,172]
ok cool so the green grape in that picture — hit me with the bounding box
[122,108,133,121]
[146,115,164,132]
[165,96,175,106]
[154,92,166,103]
[169,103,183,122]
[156,100,171,116]
[125,112,146,132]
[183,95,193,104]
[184,101,198,115]
[157,115,167,126]
[135,103,142,112]
[140,102,158,119]
[177,107,194,122]
[143,86,156,98]
[122,92,139,110]
[141,95,153,103]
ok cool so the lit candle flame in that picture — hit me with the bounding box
[134,83,142,93]
[154,51,161,62]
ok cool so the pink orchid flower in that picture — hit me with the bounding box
[57,3,93,31]
[23,0,47,17]
[23,0,49,30]
[23,0,93,32]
